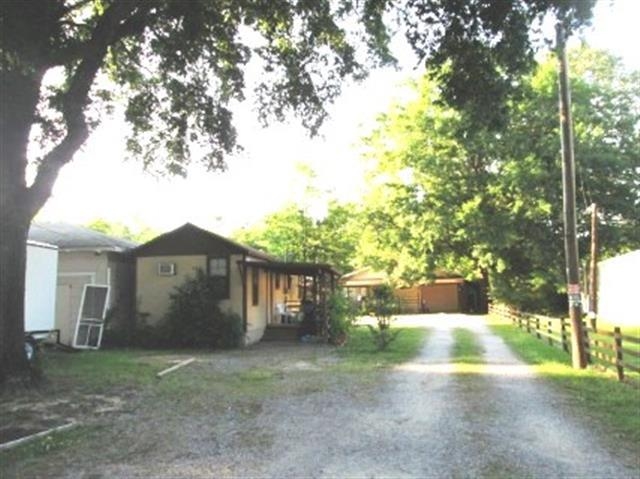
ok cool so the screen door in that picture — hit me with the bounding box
[73,284,109,349]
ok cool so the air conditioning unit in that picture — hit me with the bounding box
[157,262,176,276]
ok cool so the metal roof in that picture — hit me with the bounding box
[29,222,138,252]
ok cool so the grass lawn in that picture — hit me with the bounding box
[487,314,640,447]
[336,324,429,371]
[1,325,428,471]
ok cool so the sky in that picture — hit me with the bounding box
[35,0,640,237]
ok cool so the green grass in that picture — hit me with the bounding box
[488,315,640,447]
[451,328,485,365]
[1,330,429,470]
[31,347,209,395]
[336,325,428,370]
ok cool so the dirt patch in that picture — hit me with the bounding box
[0,393,126,448]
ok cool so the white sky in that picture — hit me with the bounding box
[35,0,640,236]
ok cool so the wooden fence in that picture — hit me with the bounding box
[489,303,640,381]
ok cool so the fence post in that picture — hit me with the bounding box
[560,317,569,353]
[614,327,624,382]
[526,315,531,334]
[535,316,541,340]
[582,320,592,364]
[547,320,553,346]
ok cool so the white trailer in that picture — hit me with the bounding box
[598,250,640,326]
[25,241,59,356]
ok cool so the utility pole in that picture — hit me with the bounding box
[588,203,598,329]
[556,21,587,369]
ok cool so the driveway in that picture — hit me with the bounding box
[5,315,638,478]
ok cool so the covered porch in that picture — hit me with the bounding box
[259,261,339,341]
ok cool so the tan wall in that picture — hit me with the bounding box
[245,266,270,344]
[136,255,207,325]
[57,251,110,284]
[220,254,244,319]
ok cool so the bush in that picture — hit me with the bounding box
[366,284,401,351]
[164,269,243,349]
[327,289,358,345]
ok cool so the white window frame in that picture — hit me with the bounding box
[157,262,176,276]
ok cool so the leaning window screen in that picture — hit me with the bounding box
[81,286,108,320]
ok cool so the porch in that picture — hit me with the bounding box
[259,261,339,341]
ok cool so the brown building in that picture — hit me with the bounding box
[341,267,486,314]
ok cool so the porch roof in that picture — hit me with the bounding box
[244,258,339,277]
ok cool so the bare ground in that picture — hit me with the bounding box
[3,315,639,478]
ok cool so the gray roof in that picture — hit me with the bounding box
[29,222,138,252]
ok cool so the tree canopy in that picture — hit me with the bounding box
[233,200,363,273]
[86,218,159,243]
[0,0,595,381]
[361,46,639,311]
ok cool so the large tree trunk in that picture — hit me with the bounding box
[0,208,31,383]
[0,64,45,383]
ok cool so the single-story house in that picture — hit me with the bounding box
[25,240,58,337]
[28,222,137,348]
[133,223,338,344]
[341,267,486,314]
[596,249,639,326]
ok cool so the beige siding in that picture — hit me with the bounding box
[136,255,207,325]
[219,254,244,318]
[57,251,110,284]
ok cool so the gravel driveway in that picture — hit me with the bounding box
[94,315,638,479]
[8,315,638,478]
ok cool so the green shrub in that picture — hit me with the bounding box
[164,269,243,349]
[367,285,401,350]
[327,289,358,344]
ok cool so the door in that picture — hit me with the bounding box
[73,284,110,349]
[56,274,94,345]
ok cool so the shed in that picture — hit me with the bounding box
[28,222,137,347]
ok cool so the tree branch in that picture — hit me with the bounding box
[27,0,142,216]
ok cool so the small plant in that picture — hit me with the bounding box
[366,284,401,350]
[327,289,358,345]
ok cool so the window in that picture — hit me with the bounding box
[275,273,281,290]
[209,257,229,298]
[158,262,176,276]
[252,267,259,306]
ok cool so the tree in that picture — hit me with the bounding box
[0,0,593,381]
[233,200,363,273]
[86,218,158,243]
[362,46,639,312]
